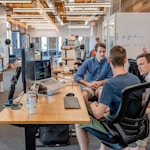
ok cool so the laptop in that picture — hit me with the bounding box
[38,78,65,91]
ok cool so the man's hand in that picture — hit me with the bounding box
[86,82,97,90]
[86,80,104,90]
[93,80,104,87]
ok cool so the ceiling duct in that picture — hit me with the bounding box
[45,0,64,25]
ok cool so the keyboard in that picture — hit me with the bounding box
[64,96,81,109]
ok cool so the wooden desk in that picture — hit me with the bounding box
[0,85,90,150]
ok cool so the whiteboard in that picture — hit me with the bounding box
[115,13,150,59]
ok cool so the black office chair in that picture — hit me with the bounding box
[74,58,85,73]
[128,58,145,83]
[83,82,150,150]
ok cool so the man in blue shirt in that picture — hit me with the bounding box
[74,43,113,108]
[75,45,141,150]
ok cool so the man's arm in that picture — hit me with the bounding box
[90,102,109,119]
[90,82,112,119]
[74,60,88,82]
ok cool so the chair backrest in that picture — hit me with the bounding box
[104,82,150,147]
[89,49,96,57]
[106,82,150,124]
[128,58,145,82]
[84,82,150,149]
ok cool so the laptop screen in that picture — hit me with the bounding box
[35,60,51,80]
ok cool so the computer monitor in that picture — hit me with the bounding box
[35,60,51,80]
[128,58,144,82]
[4,48,35,107]
[4,49,51,107]
[22,48,35,93]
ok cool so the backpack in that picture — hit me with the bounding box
[39,124,71,146]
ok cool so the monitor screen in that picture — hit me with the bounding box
[128,59,144,82]
[22,49,51,92]
[35,60,51,80]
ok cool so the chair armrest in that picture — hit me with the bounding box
[100,117,119,138]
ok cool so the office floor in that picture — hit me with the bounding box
[0,69,150,150]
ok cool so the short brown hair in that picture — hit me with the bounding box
[95,43,106,51]
[136,53,150,63]
[96,37,100,41]
[109,45,126,67]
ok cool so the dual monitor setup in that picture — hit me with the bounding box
[4,48,61,108]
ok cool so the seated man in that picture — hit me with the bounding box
[125,53,150,150]
[75,45,141,150]
[74,43,113,108]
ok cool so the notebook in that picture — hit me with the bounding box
[38,78,65,91]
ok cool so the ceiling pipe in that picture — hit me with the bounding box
[35,0,59,31]
[45,0,64,25]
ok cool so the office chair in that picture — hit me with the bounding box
[83,82,150,150]
[74,58,85,73]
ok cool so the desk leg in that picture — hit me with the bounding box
[65,50,67,65]
[25,126,36,150]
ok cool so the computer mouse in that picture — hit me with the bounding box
[66,92,75,97]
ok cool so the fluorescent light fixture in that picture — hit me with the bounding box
[68,25,90,29]
[13,8,55,12]
[20,19,47,23]
[11,15,45,18]
[65,3,111,8]
[66,11,104,15]
[33,28,54,30]
[30,24,53,27]
[0,0,31,3]
[26,23,50,25]
[31,25,53,28]
[69,7,99,11]
[67,16,98,21]
[30,25,54,29]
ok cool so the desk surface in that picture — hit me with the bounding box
[0,85,90,124]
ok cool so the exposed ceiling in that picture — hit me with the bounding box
[1,0,111,31]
